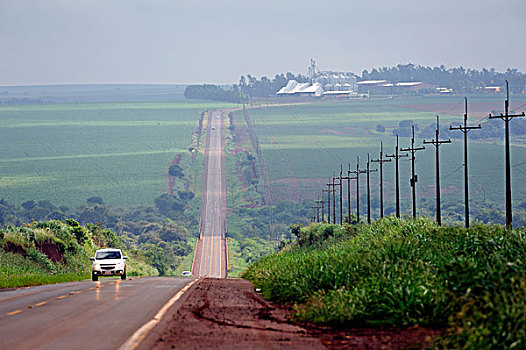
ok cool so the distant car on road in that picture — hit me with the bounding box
[182,271,192,277]
[90,248,127,281]
[212,126,216,130]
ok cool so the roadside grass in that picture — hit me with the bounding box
[242,218,525,349]
[0,251,89,288]
[0,220,157,288]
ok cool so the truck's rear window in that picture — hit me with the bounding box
[96,251,121,260]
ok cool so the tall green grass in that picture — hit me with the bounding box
[242,218,525,349]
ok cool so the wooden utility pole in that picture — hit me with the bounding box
[323,182,332,224]
[332,175,337,224]
[400,126,425,219]
[315,197,324,222]
[311,204,317,223]
[423,115,451,226]
[371,142,391,218]
[340,163,356,223]
[386,135,408,218]
[319,197,326,222]
[366,154,378,224]
[450,98,481,228]
[334,167,344,225]
[317,197,324,222]
[488,81,525,230]
[350,156,367,223]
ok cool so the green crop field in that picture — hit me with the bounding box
[0,101,234,208]
[237,95,526,217]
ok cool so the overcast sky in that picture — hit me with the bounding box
[1,0,525,86]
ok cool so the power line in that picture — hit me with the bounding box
[442,165,464,179]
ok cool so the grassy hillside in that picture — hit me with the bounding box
[0,220,157,288]
[242,219,525,349]
[0,101,234,208]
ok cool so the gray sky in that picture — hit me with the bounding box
[1,0,525,86]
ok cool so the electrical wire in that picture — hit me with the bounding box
[442,164,464,179]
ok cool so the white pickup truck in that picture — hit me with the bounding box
[90,248,128,281]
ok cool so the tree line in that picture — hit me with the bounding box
[184,65,526,102]
[183,72,309,102]
[0,190,198,276]
[361,64,526,93]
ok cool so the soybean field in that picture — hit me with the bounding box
[0,101,233,208]
[239,95,526,218]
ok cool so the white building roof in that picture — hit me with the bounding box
[277,80,300,94]
[396,82,423,86]
[277,80,323,96]
[356,80,388,85]
[323,90,356,96]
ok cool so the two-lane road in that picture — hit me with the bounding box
[192,111,227,278]
[0,277,191,350]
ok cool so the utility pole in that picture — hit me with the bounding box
[423,115,451,226]
[312,197,322,222]
[366,154,378,224]
[450,97,481,228]
[340,163,356,223]
[371,142,391,218]
[316,197,322,222]
[350,156,367,223]
[337,166,344,225]
[386,135,408,218]
[323,181,332,224]
[319,197,326,222]
[400,126,425,219]
[332,174,336,224]
[489,81,525,230]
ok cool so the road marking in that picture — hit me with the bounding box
[118,279,198,350]
[7,309,23,316]
[56,295,67,300]
[218,236,223,278]
[209,232,214,277]
[35,301,47,306]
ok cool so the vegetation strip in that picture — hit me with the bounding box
[243,218,525,349]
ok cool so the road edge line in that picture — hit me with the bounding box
[118,278,198,350]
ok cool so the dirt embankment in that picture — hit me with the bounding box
[3,240,64,263]
[150,278,440,350]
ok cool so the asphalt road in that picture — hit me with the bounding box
[0,277,190,350]
[193,111,227,278]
